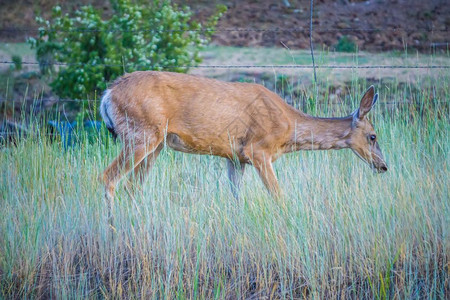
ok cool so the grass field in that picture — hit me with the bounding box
[0,50,449,298]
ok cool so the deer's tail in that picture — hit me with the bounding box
[100,89,118,139]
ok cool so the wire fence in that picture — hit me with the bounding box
[2,97,448,104]
[2,97,447,139]
[2,99,448,140]
[1,26,449,34]
[1,61,449,69]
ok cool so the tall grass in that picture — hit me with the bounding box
[0,80,449,299]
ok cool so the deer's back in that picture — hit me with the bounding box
[109,71,293,159]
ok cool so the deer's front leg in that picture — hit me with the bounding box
[227,159,246,199]
[253,156,281,199]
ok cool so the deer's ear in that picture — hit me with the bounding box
[357,86,377,120]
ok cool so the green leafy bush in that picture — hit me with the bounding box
[334,35,357,52]
[28,0,226,99]
[11,55,22,71]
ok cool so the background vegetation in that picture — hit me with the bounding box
[28,0,225,99]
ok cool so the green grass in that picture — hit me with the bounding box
[0,43,34,58]
[1,78,448,298]
[194,45,450,87]
[200,44,449,66]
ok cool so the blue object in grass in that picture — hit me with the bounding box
[47,120,102,148]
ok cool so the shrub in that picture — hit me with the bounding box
[11,55,22,71]
[28,0,226,100]
[334,35,357,52]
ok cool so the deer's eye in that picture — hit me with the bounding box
[369,135,376,141]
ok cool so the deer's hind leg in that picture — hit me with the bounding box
[124,143,164,195]
[102,132,163,221]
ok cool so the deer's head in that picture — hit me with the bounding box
[349,86,388,173]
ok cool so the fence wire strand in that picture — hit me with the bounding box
[2,97,449,104]
[0,27,448,33]
[1,61,449,69]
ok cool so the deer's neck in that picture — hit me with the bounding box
[286,110,353,152]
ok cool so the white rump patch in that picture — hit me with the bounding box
[100,89,115,129]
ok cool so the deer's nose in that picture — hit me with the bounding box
[378,165,388,173]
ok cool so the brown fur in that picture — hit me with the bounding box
[101,71,387,207]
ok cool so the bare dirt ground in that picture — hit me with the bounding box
[1,0,449,51]
[201,0,450,51]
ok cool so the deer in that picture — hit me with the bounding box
[100,71,387,208]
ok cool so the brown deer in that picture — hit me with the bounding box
[100,71,387,205]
